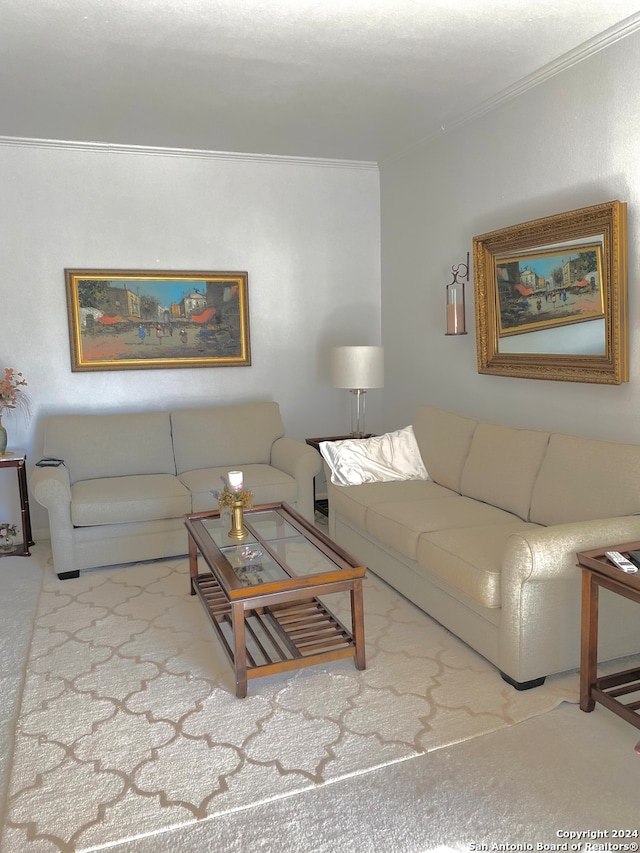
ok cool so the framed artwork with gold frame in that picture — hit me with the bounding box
[473,200,628,384]
[65,269,251,372]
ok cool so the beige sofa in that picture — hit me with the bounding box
[326,406,640,688]
[32,402,321,580]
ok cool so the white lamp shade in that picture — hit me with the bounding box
[331,346,384,390]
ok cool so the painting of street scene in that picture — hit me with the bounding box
[65,270,250,371]
[495,244,604,337]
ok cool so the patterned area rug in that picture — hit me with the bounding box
[4,558,579,852]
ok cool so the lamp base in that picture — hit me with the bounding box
[350,388,367,439]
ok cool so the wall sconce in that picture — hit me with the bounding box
[331,346,384,438]
[445,252,469,336]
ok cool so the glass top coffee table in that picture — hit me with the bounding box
[185,502,367,697]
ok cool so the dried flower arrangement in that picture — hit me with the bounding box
[0,523,18,540]
[0,367,30,416]
[212,476,254,510]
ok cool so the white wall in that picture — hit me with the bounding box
[0,143,381,531]
[380,29,640,442]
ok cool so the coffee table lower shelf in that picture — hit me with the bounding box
[193,572,359,696]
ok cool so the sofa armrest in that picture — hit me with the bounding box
[30,465,77,577]
[270,437,322,520]
[499,516,640,682]
[502,516,640,585]
[31,464,72,507]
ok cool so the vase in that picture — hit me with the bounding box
[0,535,13,553]
[0,412,6,455]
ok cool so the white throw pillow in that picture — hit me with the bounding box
[320,426,429,486]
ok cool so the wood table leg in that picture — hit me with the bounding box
[232,601,248,698]
[16,458,34,552]
[188,533,199,595]
[351,579,366,671]
[580,569,598,712]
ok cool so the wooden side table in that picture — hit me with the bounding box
[577,543,640,734]
[0,450,34,557]
[305,434,375,517]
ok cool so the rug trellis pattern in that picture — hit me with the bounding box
[3,558,578,852]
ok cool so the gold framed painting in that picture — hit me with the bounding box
[65,269,251,372]
[473,200,628,384]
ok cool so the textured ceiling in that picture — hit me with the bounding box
[2,0,640,162]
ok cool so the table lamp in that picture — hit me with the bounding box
[331,346,384,438]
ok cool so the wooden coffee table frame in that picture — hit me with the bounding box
[185,502,366,697]
[577,542,640,731]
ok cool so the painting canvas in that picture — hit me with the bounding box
[495,244,604,337]
[65,270,251,371]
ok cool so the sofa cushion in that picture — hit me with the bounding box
[171,403,286,474]
[71,474,191,527]
[412,406,477,493]
[365,496,523,561]
[44,412,176,483]
[460,422,549,521]
[179,464,297,512]
[320,426,428,486]
[530,433,640,526]
[416,522,542,608]
[329,479,454,529]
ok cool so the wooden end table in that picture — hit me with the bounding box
[0,449,34,557]
[185,501,366,697]
[577,543,640,736]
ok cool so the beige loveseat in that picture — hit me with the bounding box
[326,406,640,689]
[32,402,321,580]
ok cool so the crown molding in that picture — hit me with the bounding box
[0,135,378,171]
[383,11,640,165]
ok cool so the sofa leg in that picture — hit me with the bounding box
[500,671,546,690]
[57,570,80,580]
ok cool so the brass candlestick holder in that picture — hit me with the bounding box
[229,498,249,540]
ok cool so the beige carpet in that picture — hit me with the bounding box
[3,558,580,852]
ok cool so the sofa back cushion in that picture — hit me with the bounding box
[529,433,640,526]
[171,402,286,474]
[43,411,176,484]
[412,406,477,493]
[460,423,550,521]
